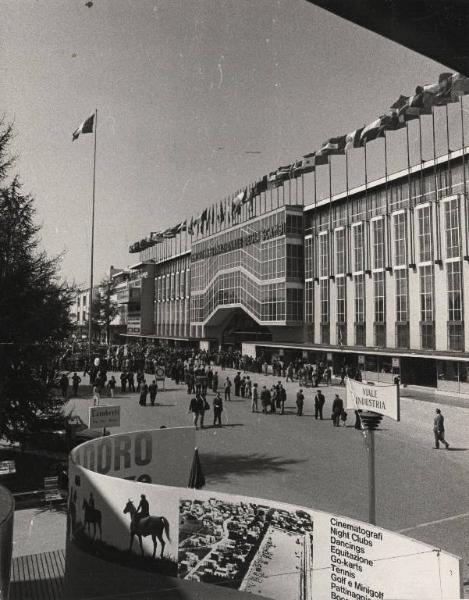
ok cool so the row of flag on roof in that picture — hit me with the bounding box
[127,71,469,254]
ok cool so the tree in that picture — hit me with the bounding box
[89,276,119,343]
[0,118,74,443]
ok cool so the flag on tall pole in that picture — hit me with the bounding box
[73,110,98,361]
[72,114,95,141]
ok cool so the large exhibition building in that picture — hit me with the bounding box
[121,77,469,394]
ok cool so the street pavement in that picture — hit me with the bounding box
[14,368,469,596]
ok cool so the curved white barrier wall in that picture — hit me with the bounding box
[64,427,462,600]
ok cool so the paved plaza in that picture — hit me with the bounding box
[13,369,469,596]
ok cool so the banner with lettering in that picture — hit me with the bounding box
[64,427,461,600]
[346,378,400,421]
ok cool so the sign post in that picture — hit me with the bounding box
[155,365,166,391]
[346,378,400,525]
[89,405,121,438]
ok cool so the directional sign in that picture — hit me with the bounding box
[346,378,400,421]
[89,405,121,430]
[155,366,165,380]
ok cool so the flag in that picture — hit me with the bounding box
[290,159,303,177]
[320,135,346,155]
[314,150,329,166]
[298,153,316,174]
[162,226,177,238]
[252,176,268,195]
[267,171,281,190]
[218,200,225,223]
[345,127,364,151]
[451,73,469,99]
[72,113,94,141]
[360,116,393,144]
[430,72,458,106]
[176,221,187,233]
[150,231,164,243]
[188,216,194,235]
[276,165,291,182]
[232,190,245,215]
[211,205,215,225]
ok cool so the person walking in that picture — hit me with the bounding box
[234,372,241,397]
[213,392,223,427]
[314,389,325,420]
[224,377,232,402]
[108,375,116,398]
[92,383,100,406]
[260,386,271,414]
[189,393,205,429]
[278,383,287,415]
[60,374,69,399]
[332,394,344,427]
[296,389,305,416]
[139,382,148,406]
[433,408,450,449]
[120,371,127,393]
[127,371,135,393]
[212,371,219,393]
[251,382,259,412]
[71,372,81,397]
[149,380,158,406]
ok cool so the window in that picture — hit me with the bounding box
[417,205,432,263]
[393,212,407,267]
[305,236,313,279]
[419,265,434,349]
[336,276,346,323]
[320,279,329,324]
[305,280,313,324]
[395,269,408,323]
[355,274,365,323]
[319,232,329,277]
[444,198,461,259]
[353,223,364,272]
[286,244,304,279]
[335,229,345,275]
[447,261,463,321]
[373,272,385,323]
[372,218,385,270]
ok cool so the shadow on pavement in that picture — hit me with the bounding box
[200,452,307,483]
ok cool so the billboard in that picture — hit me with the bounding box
[64,427,462,600]
[346,378,400,421]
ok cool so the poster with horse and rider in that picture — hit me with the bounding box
[67,463,178,576]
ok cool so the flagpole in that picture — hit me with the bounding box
[328,157,334,276]
[405,121,415,266]
[364,142,371,273]
[445,104,452,193]
[431,109,442,262]
[460,97,469,260]
[88,108,98,363]
[345,151,351,275]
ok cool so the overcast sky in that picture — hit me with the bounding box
[1,0,450,286]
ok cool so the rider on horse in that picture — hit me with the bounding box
[136,494,149,520]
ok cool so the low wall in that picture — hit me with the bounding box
[64,427,462,600]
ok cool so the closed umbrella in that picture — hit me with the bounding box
[188,447,205,489]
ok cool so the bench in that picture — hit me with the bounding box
[43,476,63,506]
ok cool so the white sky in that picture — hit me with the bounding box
[1,0,449,285]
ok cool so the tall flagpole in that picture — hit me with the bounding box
[88,108,98,363]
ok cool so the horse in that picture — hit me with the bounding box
[82,498,102,539]
[123,499,170,559]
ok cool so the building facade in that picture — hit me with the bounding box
[126,148,469,393]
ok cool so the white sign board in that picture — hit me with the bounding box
[89,405,121,430]
[155,365,165,381]
[346,378,400,421]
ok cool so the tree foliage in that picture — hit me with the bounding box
[89,276,119,343]
[0,118,74,443]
